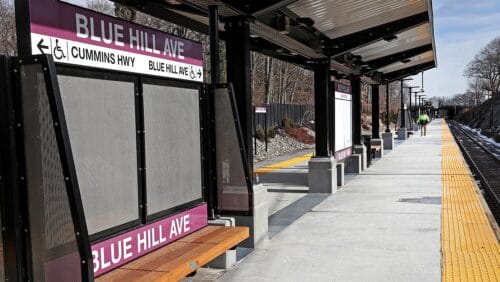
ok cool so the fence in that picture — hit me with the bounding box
[254,104,314,129]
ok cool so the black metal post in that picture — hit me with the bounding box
[328,80,336,156]
[0,56,27,281]
[313,59,330,157]
[409,91,412,119]
[208,5,220,84]
[15,0,32,56]
[351,75,362,145]
[264,112,268,152]
[400,79,405,128]
[207,5,221,219]
[385,84,390,132]
[415,93,418,115]
[253,107,257,155]
[371,84,380,138]
[225,16,253,174]
[403,86,419,123]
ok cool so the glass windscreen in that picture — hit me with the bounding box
[58,75,139,234]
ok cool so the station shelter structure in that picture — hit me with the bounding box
[0,0,436,280]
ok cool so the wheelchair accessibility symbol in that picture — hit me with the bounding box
[190,66,196,80]
[53,39,66,60]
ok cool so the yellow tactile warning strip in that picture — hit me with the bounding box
[254,152,313,175]
[441,121,500,281]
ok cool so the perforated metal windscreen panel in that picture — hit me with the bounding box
[214,87,250,212]
[143,84,203,215]
[58,75,139,235]
[21,64,81,282]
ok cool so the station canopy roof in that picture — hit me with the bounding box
[114,0,437,84]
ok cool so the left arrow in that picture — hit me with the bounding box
[37,39,49,54]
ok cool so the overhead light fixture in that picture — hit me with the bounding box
[250,34,259,38]
[276,15,290,35]
[383,34,398,42]
[296,17,315,26]
[401,58,411,63]
[165,0,182,5]
[352,55,362,61]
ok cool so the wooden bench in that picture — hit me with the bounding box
[370,145,381,158]
[96,226,249,281]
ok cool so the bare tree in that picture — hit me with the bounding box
[263,56,274,104]
[467,77,487,106]
[0,0,16,55]
[86,0,114,16]
[464,37,500,97]
[115,3,136,21]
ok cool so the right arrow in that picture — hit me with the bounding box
[197,69,202,78]
[37,39,49,54]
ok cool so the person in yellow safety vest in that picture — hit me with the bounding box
[417,112,430,136]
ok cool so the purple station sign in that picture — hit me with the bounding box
[91,203,207,277]
[29,0,204,82]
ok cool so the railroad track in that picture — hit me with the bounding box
[448,121,500,224]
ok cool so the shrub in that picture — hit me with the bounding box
[482,129,492,138]
[493,134,500,143]
[281,116,294,129]
[389,111,398,123]
[267,127,277,139]
[285,127,315,144]
[255,125,265,141]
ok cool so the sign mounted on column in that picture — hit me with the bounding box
[334,83,353,160]
[29,0,203,82]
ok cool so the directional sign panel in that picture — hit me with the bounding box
[334,87,353,160]
[29,0,203,82]
[255,106,267,113]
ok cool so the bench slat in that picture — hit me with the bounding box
[96,226,248,282]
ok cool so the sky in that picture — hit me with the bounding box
[409,0,500,98]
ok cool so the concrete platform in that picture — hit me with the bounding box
[221,120,444,281]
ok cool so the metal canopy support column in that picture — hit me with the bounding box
[349,75,366,171]
[351,75,361,145]
[385,84,390,132]
[15,0,31,56]
[415,93,418,115]
[328,80,336,156]
[206,5,219,219]
[209,5,220,84]
[400,79,405,128]
[225,17,253,175]
[397,79,409,140]
[381,83,394,150]
[371,85,380,139]
[409,91,412,119]
[313,59,330,157]
[309,59,336,194]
